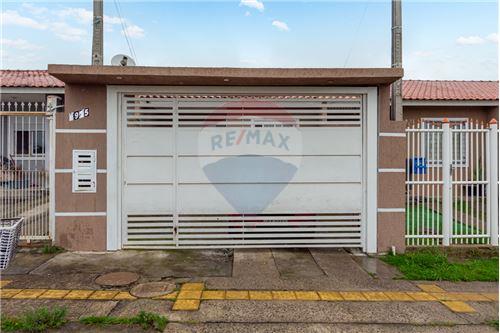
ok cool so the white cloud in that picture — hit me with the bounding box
[414,51,433,57]
[21,3,48,16]
[486,33,498,43]
[0,38,41,50]
[57,8,93,24]
[122,25,145,39]
[240,0,264,12]
[1,10,47,29]
[272,20,289,32]
[456,35,485,45]
[50,22,87,42]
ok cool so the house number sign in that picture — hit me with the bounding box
[69,107,90,121]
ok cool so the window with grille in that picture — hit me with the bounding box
[15,130,45,156]
[422,118,468,166]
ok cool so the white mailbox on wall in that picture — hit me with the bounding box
[72,150,97,193]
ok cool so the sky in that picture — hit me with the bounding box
[1,0,498,80]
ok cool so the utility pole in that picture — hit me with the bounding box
[92,0,104,65]
[391,0,403,121]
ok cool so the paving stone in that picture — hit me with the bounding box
[95,272,140,287]
[1,299,118,320]
[130,281,175,298]
[273,249,326,278]
[181,283,204,291]
[271,291,295,300]
[0,289,22,298]
[417,284,445,293]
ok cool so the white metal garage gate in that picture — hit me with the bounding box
[120,92,366,249]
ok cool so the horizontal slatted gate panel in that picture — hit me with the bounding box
[122,93,364,249]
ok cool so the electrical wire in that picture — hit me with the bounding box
[343,3,369,68]
[113,0,138,63]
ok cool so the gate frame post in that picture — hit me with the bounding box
[46,109,56,243]
[441,119,452,246]
[489,120,498,246]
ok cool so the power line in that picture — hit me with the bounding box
[113,0,138,63]
[343,3,369,68]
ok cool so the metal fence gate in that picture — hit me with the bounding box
[0,101,51,241]
[406,119,498,246]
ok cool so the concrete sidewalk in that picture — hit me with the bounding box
[1,248,498,332]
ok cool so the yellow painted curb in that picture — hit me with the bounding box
[178,290,202,300]
[318,291,343,301]
[181,283,204,291]
[384,292,413,301]
[249,291,273,300]
[295,291,320,301]
[0,289,22,298]
[226,290,249,300]
[482,292,499,301]
[339,292,366,301]
[202,290,226,300]
[441,301,476,313]
[362,292,390,301]
[64,290,95,300]
[272,291,296,300]
[39,290,70,299]
[172,299,200,311]
[89,291,120,300]
[0,280,12,288]
[11,289,46,299]
[406,292,436,301]
[113,291,136,300]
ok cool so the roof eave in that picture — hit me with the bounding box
[48,64,403,86]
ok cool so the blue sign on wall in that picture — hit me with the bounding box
[413,157,427,174]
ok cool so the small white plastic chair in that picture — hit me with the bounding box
[0,218,23,270]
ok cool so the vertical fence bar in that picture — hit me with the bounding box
[442,119,452,245]
[489,120,498,245]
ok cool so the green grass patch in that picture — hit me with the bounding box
[41,245,64,254]
[487,319,499,330]
[1,306,67,332]
[406,204,488,245]
[382,249,499,282]
[80,311,168,332]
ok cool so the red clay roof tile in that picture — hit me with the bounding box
[1,70,498,101]
[1,70,64,88]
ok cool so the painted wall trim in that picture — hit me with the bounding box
[378,168,405,173]
[2,87,65,94]
[379,132,406,137]
[55,212,107,217]
[56,129,107,134]
[55,169,107,173]
[378,208,406,213]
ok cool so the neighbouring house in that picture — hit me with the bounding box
[0,70,64,241]
[1,69,498,251]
